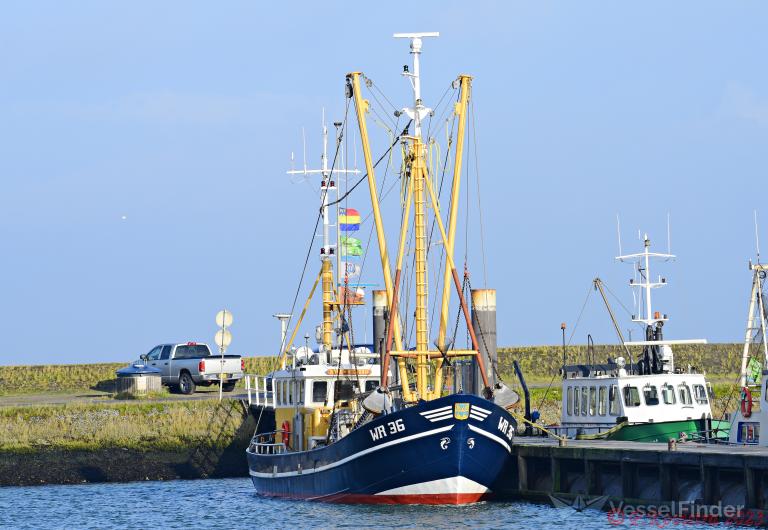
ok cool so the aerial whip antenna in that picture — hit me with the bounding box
[755,210,762,264]
[667,212,672,255]
[616,214,623,256]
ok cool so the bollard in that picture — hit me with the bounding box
[668,438,677,451]
[372,290,396,385]
[471,289,497,396]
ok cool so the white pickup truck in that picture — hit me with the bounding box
[140,342,244,394]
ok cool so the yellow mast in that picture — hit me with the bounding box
[411,139,430,398]
[349,35,491,401]
[321,258,334,350]
[347,72,413,400]
[430,74,472,399]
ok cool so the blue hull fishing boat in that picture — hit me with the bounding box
[246,32,518,505]
[247,393,515,503]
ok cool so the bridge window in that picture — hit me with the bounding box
[598,386,607,416]
[692,384,708,405]
[365,380,378,392]
[678,384,692,405]
[299,381,305,403]
[566,387,573,415]
[573,387,581,416]
[661,384,676,404]
[312,381,327,403]
[589,387,597,415]
[609,385,619,415]
[643,385,659,406]
[623,386,641,407]
[581,387,589,415]
[334,380,356,401]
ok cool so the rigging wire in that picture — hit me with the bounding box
[425,82,456,144]
[327,121,412,209]
[470,97,489,287]
[536,284,594,411]
[366,76,400,116]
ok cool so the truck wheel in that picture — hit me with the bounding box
[179,372,196,395]
[222,382,236,392]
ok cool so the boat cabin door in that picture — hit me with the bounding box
[293,412,304,452]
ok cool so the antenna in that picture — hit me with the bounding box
[393,32,439,139]
[667,212,671,255]
[755,210,761,264]
[302,126,307,174]
[616,214,623,256]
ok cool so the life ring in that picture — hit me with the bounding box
[741,387,753,418]
[281,420,291,448]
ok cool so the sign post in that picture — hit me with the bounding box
[214,309,233,401]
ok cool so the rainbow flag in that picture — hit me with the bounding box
[339,208,360,232]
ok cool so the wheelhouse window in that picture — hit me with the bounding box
[566,387,573,415]
[692,384,708,405]
[299,381,305,403]
[365,380,378,392]
[581,387,588,416]
[589,387,597,415]
[623,386,641,407]
[643,385,659,406]
[574,387,580,416]
[662,384,676,404]
[678,384,692,405]
[598,386,607,416]
[334,380,356,401]
[609,385,619,415]
[312,381,327,403]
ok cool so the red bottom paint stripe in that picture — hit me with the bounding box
[256,491,488,505]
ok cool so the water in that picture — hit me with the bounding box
[0,478,754,529]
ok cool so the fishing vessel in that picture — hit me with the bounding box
[245,33,518,504]
[553,235,728,442]
[728,257,768,445]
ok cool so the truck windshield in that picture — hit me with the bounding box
[174,345,210,359]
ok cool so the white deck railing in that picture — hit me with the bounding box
[244,374,275,408]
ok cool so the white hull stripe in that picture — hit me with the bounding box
[376,475,489,496]
[249,424,454,478]
[468,424,511,453]
[422,405,452,414]
[420,406,454,422]
[422,414,452,422]
[469,413,488,421]
[471,405,492,415]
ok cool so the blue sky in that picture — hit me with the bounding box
[1,2,768,365]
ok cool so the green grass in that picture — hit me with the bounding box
[0,400,241,452]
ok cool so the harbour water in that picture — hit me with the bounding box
[0,478,751,529]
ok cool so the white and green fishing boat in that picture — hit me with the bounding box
[552,235,729,443]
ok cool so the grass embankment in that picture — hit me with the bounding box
[0,400,243,453]
[0,357,278,396]
[0,344,746,396]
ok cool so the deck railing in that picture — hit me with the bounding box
[244,374,274,408]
